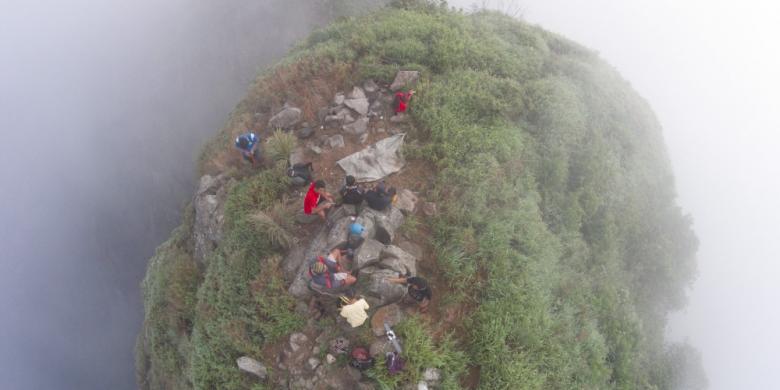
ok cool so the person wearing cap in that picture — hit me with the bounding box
[235,132,260,164]
[385,275,432,313]
[339,175,365,206]
[339,292,370,327]
[304,180,335,222]
[309,247,356,289]
[365,181,397,211]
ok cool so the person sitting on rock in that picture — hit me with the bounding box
[235,132,260,164]
[309,248,357,290]
[304,180,335,221]
[394,89,415,114]
[365,181,397,211]
[339,175,364,206]
[385,275,431,313]
[339,291,370,328]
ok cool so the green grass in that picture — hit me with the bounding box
[139,1,701,388]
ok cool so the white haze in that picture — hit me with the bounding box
[452,0,780,388]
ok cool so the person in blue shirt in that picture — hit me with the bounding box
[235,132,260,165]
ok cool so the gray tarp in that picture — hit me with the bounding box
[337,134,406,182]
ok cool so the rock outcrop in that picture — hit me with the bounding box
[268,105,302,130]
[193,174,231,263]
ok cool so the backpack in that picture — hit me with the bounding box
[288,163,312,182]
[385,352,405,374]
[349,347,374,370]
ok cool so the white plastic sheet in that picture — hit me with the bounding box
[337,134,406,182]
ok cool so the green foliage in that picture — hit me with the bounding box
[264,129,297,162]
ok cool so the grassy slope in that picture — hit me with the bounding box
[137,3,698,389]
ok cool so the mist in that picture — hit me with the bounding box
[0,1,357,388]
[450,0,780,388]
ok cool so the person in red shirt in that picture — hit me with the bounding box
[394,89,415,114]
[304,180,335,221]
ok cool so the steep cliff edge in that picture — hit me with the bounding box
[136,2,699,389]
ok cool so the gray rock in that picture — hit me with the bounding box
[334,93,345,105]
[268,106,302,130]
[283,245,306,282]
[390,70,420,91]
[326,354,336,364]
[345,97,370,116]
[369,339,394,358]
[422,202,438,217]
[326,216,352,250]
[297,126,315,139]
[379,245,417,276]
[418,382,430,390]
[395,189,418,215]
[193,174,229,263]
[289,333,309,352]
[374,207,405,245]
[365,268,407,306]
[398,240,424,261]
[307,357,321,371]
[289,147,306,166]
[308,143,323,155]
[329,337,350,355]
[342,116,370,135]
[317,107,330,124]
[423,367,442,387]
[359,133,369,144]
[371,304,404,336]
[237,356,267,379]
[347,86,366,100]
[355,239,385,269]
[327,134,345,149]
[364,79,379,94]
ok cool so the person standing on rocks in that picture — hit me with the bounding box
[234,132,260,165]
[304,180,335,222]
[385,275,431,313]
[394,89,415,114]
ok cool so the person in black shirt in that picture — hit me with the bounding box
[365,181,396,211]
[385,275,431,313]
[339,175,365,205]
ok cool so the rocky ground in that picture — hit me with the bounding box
[190,71,447,389]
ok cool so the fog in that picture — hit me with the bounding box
[0,1,348,388]
[452,0,780,388]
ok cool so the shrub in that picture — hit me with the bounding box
[264,129,297,163]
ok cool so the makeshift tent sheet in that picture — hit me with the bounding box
[337,134,406,182]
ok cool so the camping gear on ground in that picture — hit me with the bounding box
[349,347,375,370]
[337,134,406,182]
[385,351,405,374]
[288,162,312,186]
[384,322,402,354]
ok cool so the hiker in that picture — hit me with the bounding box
[309,247,357,290]
[304,180,335,221]
[339,175,364,206]
[365,181,397,211]
[385,275,431,313]
[394,89,415,114]
[235,132,260,164]
[347,220,365,249]
[288,162,313,186]
[339,291,370,327]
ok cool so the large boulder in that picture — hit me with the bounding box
[371,304,404,337]
[283,245,306,282]
[373,207,405,245]
[345,87,369,116]
[237,356,268,380]
[342,116,370,135]
[394,189,418,215]
[193,174,230,263]
[355,239,385,269]
[268,105,302,130]
[379,245,417,276]
[390,70,420,91]
[363,268,407,307]
[326,216,353,250]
